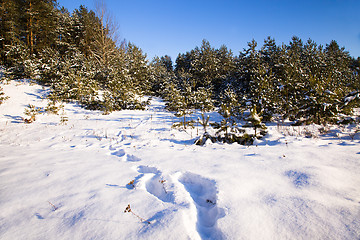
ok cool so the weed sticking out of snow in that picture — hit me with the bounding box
[159,179,168,194]
[124,204,151,224]
[47,201,58,211]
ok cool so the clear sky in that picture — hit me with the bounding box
[57,0,360,61]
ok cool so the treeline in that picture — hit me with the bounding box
[1,0,151,111]
[162,38,360,126]
[1,0,359,125]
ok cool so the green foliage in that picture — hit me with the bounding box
[1,0,359,129]
[0,85,8,105]
[243,107,267,138]
[59,110,68,125]
[24,104,41,122]
[194,87,214,133]
[164,71,196,129]
[45,100,64,115]
[149,56,175,97]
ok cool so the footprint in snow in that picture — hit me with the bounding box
[111,149,125,157]
[126,154,141,162]
[285,170,310,188]
[134,165,174,203]
[178,172,225,239]
[35,213,44,220]
[109,148,141,162]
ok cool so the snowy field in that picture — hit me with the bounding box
[0,80,360,240]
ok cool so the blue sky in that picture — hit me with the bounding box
[57,0,360,61]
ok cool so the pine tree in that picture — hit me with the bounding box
[19,0,58,55]
[149,56,175,96]
[48,51,100,108]
[72,5,101,60]
[243,106,267,138]
[277,36,305,121]
[92,0,119,69]
[240,39,277,120]
[210,88,245,144]
[125,42,150,94]
[54,7,77,56]
[214,44,236,96]
[0,0,30,79]
[0,0,21,66]
[194,87,214,145]
[194,87,214,133]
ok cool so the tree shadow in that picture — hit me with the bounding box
[25,92,43,100]
[4,114,23,123]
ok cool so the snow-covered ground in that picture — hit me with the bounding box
[0,80,359,240]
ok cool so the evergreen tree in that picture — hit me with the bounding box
[210,88,246,144]
[18,0,58,55]
[214,44,236,95]
[276,36,305,121]
[240,39,277,120]
[54,7,77,56]
[166,70,195,129]
[194,87,214,133]
[0,0,22,66]
[149,56,175,96]
[72,5,101,60]
[125,42,150,94]
[48,51,100,107]
[243,106,267,138]
[102,48,148,112]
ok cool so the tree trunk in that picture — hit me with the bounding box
[27,0,34,54]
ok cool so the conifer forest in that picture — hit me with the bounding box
[1,0,359,144]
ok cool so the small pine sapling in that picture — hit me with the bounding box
[348,126,360,141]
[243,106,267,138]
[167,77,195,130]
[173,108,195,129]
[23,104,41,123]
[0,85,9,105]
[124,204,150,224]
[195,87,214,134]
[45,100,63,115]
[58,108,68,125]
[210,102,245,144]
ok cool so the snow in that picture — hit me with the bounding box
[1,80,360,239]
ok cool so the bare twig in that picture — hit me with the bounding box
[159,179,167,194]
[124,204,150,224]
[48,201,58,211]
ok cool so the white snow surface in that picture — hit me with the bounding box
[1,80,360,240]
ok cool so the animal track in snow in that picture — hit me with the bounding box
[178,172,225,239]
